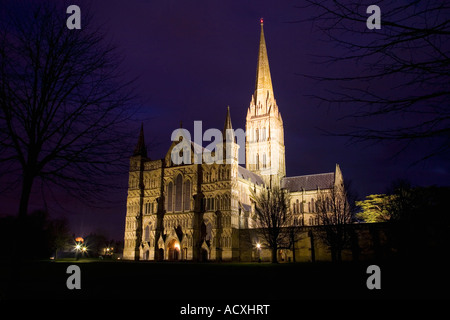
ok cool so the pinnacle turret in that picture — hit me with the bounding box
[223,106,234,142]
[133,123,148,157]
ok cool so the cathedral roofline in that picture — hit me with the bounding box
[238,165,265,186]
[281,172,335,192]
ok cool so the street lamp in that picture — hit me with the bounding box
[256,243,261,263]
[74,243,82,260]
[74,239,87,260]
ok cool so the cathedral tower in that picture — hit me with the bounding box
[123,124,148,260]
[245,19,286,187]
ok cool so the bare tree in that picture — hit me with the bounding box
[250,186,292,263]
[0,2,136,218]
[47,217,72,259]
[316,181,357,262]
[297,0,450,161]
[285,225,304,263]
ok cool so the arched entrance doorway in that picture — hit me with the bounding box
[158,248,164,261]
[168,239,181,261]
[201,248,208,261]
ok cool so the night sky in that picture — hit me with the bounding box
[1,0,449,241]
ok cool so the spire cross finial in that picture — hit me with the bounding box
[260,17,264,25]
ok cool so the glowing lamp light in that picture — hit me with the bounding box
[260,18,264,24]
[75,244,81,250]
[174,243,180,251]
[256,243,261,249]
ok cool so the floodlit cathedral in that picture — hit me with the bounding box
[123,20,344,261]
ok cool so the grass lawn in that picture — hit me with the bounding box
[0,259,448,301]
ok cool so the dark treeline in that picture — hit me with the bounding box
[0,210,122,260]
[0,210,71,260]
[384,182,450,260]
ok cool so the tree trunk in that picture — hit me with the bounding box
[271,247,278,263]
[18,172,35,219]
[292,236,296,263]
[309,231,315,262]
[14,172,35,261]
[331,248,336,262]
[336,248,342,262]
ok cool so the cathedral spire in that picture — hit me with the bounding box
[254,18,274,107]
[246,20,285,184]
[133,123,147,157]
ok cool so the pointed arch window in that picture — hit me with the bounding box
[144,225,150,241]
[167,182,173,212]
[175,174,183,212]
[184,179,191,211]
[263,153,266,168]
[256,153,259,170]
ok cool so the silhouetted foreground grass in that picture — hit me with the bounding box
[1,259,448,300]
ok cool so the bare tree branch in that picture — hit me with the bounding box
[0,2,138,217]
[250,186,293,263]
[295,0,450,161]
[316,180,357,261]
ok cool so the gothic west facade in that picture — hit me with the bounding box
[123,21,344,261]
